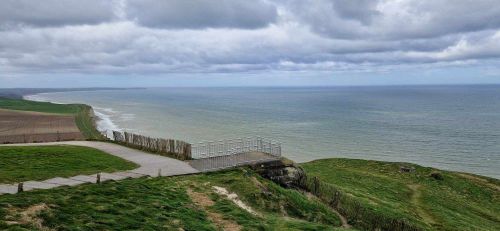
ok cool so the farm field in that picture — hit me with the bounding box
[0,109,83,143]
[0,98,103,142]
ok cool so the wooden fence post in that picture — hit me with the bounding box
[96,173,101,184]
[185,143,192,160]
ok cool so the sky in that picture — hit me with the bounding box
[1,0,500,87]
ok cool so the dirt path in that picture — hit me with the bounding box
[187,188,242,231]
[408,184,436,225]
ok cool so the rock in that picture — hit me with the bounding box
[250,159,305,188]
[429,171,444,180]
[400,166,415,173]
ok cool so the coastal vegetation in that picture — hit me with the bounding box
[0,95,498,230]
[0,151,498,230]
[0,98,103,140]
[0,169,350,230]
[0,145,137,183]
[301,158,500,231]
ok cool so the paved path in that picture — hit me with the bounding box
[0,141,199,195]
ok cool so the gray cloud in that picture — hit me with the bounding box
[331,0,380,25]
[0,0,115,28]
[0,0,499,76]
[281,0,500,40]
[126,0,277,29]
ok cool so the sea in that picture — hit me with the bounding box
[25,85,500,179]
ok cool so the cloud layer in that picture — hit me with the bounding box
[1,0,500,76]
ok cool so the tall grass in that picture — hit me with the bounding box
[297,173,424,231]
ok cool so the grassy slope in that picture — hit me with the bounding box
[301,158,500,231]
[0,169,352,231]
[0,145,138,183]
[0,98,103,140]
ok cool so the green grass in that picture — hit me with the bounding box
[73,104,103,140]
[0,169,352,230]
[301,158,500,231]
[0,98,78,114]
[0,98,103,140]
[0,145,138,183]
[189,169,344,229]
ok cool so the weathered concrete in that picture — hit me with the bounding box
[113,171,145,179]
[23,181,59,191]
[189,151,280,172]
[70,175,97,183]
[43,177,85,186]
[0,141,200,195]
[100,173,128,181]
[0,184,17,194]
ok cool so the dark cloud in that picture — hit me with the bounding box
[0,0,115,28]
[126,0,277,29]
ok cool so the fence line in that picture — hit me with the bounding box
[191,137,281,159]
[111,132,282,170]
[112,130,192,160]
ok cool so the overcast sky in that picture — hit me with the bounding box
[1,0,500,87]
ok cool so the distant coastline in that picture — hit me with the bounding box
[23,92,122,138]
[0,87,144,99]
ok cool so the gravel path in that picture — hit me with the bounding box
[0,141,199,195]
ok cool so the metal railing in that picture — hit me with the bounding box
[190,137,282,172]
[191,137,281,159]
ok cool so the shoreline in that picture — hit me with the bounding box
[24,93,121,138]
[9,90,500,180]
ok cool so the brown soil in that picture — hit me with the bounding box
[5,203,53,230]
[187,188,242,231]
[0,109,83,143]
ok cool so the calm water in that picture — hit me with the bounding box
[27,85,500,178]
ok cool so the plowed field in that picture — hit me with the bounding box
[0,109,83,143]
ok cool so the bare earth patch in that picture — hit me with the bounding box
[4,203,53,230]
[0,109,83,143]
[187,188,242,231]
[212,186,260,217]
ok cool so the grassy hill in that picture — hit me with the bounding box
[301,158,500,231]
[0,145,138,183]
[0,156,498,230]
[0,98,103,140]
[0,169,352,230]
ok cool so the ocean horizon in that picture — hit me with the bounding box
[25,85,500,179]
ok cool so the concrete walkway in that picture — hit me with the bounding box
[0,141,200,195]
